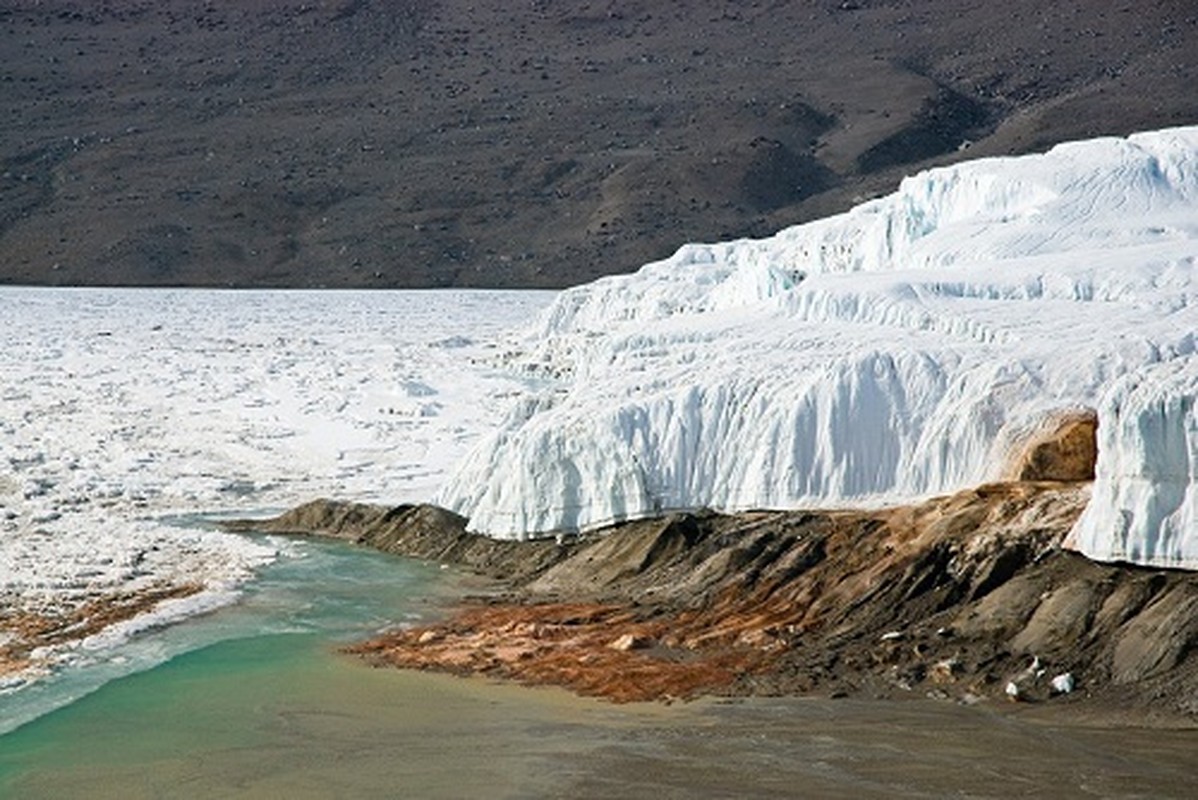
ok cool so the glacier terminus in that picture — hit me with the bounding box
[438,127,1198,569]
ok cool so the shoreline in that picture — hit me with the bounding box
[8,487,1196,795]
[226,479,1198,728]
[0,583,204,687]
[8,636,1196,799]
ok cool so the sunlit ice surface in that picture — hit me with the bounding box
[0,287,554,707]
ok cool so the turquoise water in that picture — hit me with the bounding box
[0,524,450,737]
[3,525,1196,798]
[0,627,637,799]
[0,527,465,791]
[0,530,643,799]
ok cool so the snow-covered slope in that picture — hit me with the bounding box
[437,127,1198,568]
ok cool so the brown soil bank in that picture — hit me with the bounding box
[225,480,1198,721]
[0,583,202,679]
[3,1,1196,289]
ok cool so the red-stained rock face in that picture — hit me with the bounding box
[1003,411,1098,483]
[0,584,203,680]
[240,481,1198,718]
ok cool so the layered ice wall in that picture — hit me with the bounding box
[436,127,1198,567]
[1070,359,1198,567]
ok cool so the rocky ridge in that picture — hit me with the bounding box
[224,477,1198,719]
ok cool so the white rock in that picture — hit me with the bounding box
[1050,672,1076,695]
[609,633,652,651]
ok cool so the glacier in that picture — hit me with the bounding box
[437,126,1198,569]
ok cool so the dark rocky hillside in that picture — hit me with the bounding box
[225,483,1198,720]
[2,1,1196,288]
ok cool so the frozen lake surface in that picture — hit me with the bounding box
[0,287,553,702]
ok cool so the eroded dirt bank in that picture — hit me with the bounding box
[0,584,202,680]
[225,482,1198,720]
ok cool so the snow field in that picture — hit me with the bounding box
[0,288,553,677]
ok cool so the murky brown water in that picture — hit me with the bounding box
[577,696,1198,799]
[1,631,1193,799]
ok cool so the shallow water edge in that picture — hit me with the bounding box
[3,633,1196,799]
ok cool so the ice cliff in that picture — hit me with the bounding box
[436,127,1198,568]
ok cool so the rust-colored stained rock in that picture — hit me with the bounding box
[343,483,1101,704]
[240,481,1198,718]
[348,603,751,703]
[609,633,653,651]
[1004,410,1098,482]
[0,583,203,679]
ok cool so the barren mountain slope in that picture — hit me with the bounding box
[2,0,1195,287]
